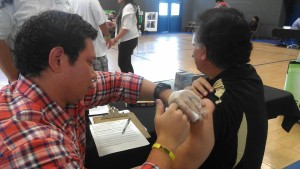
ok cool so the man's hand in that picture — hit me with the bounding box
[168,90,206,122]
[190,77,214,98]
[155,99,190,151]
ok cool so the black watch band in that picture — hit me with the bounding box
[154,83,171,100]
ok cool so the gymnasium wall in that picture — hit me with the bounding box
[99,0,297,39]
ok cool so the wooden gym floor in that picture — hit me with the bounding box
[107,33,300,169]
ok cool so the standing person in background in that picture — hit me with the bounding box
[214,0,230,8]
[0,0,72,82]
[71,0,112,72]
[107,11,116,38]
[112,0,139,73]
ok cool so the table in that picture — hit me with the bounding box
[85,85,300,169]
[264,85,300,132]
[272,28,300,47]
[272,28,300,40]
[85,103,156,169]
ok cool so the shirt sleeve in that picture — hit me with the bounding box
[89,0,107,26]
[122,13,137,30]
[0,7,13,40]
[84,72,144,109]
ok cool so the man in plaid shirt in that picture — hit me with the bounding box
[0,10,214,169]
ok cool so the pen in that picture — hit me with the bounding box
[122,118,131,134]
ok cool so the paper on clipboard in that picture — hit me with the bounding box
[90,119,149,157]
[93,112,151,138]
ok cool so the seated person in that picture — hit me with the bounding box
[250,16,259,32]
[250,16,259,38]
[172,8,268,169]
[291,17,300,30]
[0,10,210,169]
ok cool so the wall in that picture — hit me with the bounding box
[99,0,158,16]
[285,0,300,25]
[99,0,291,39]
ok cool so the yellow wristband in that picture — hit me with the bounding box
[152,143,175,161]
[104,36,111,39]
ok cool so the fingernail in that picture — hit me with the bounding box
[191,111,202,123]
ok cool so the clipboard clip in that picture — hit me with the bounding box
[101,106,127,119]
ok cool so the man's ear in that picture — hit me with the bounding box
[194,45,207,60]
[48,47,64,73]
[199,46,207,60]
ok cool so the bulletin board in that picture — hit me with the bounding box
[144,12,158,32]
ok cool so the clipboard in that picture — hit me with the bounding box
[93,112,151,138]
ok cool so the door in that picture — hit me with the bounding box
[158,0,182,33]
[169,2,182,32]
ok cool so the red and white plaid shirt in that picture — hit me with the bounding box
[0,71,143,168]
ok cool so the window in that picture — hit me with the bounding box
[159,3,168,16]
[171,3,180,16]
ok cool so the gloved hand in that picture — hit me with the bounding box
[168,90,207,122]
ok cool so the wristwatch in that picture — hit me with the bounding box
[154,83,171,100]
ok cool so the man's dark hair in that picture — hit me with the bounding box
[195,8,252,69]
[14,10,98,77]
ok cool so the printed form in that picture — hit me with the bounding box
[90,119,149,157]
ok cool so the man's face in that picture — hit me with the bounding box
[62,38,97,104]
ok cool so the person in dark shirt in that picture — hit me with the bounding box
[250,16,259,32]
[173,8,268,169]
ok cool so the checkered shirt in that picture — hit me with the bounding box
[0,72,143,168]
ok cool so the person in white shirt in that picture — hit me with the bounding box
[292,17,300,30]
[112,0,140,73]
[0,0,72,82]
[71,0,112,71]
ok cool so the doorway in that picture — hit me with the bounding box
[158,0,182,33]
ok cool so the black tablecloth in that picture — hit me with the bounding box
[272,28,300,40]
[85,85,300,168]
[264,85,300,132]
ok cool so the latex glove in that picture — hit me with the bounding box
[168,90,206,122]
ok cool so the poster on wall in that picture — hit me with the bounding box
[144,12,158,32]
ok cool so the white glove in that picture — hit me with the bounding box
[168,90,206,122]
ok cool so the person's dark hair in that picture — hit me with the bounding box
[253,16,259,22]
[14,10,98,77]
[195,8,252,69]
[116,0,139,33]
